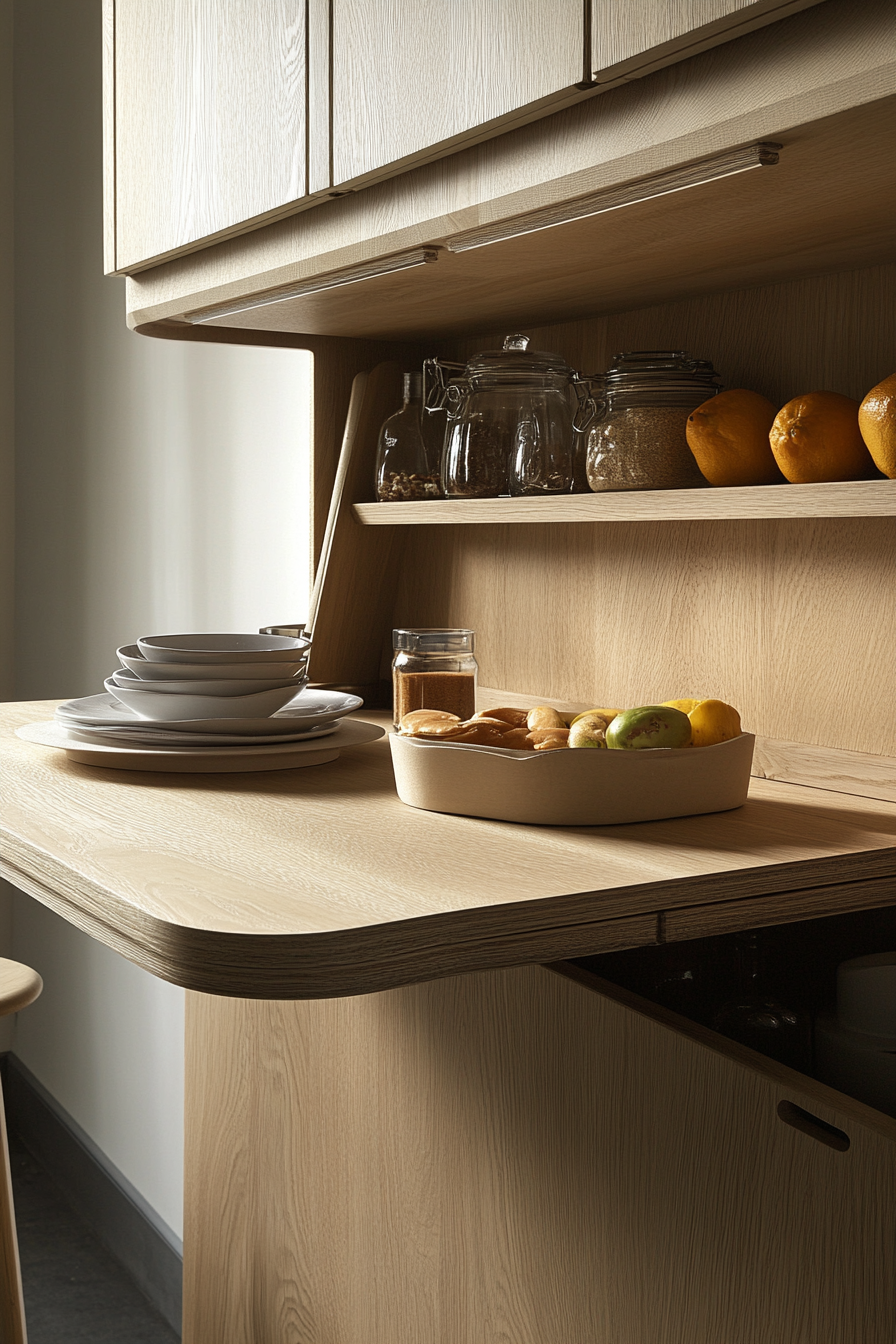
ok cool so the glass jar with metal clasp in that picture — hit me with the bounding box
[424,335,597,498]
[586,351,722,492]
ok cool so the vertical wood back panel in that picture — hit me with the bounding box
[374,264,896,753]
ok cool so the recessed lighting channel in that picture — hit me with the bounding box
[446,142,782,253]
[185,246,442,324]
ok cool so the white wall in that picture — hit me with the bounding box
[10,0,313,1241]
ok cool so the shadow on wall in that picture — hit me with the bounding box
[14,1,312,704]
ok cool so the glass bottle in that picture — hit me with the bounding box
[712,931,811,1072]
[392,629,477,727]
[586,351,721,492]
[375,372,443,501]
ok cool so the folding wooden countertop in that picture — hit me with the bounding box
[2,701,895,998]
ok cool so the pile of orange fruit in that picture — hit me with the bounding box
[685,372,896,486]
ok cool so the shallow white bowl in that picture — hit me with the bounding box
[390,731,755,825]
[117,645,309,681]
[104,676,302,722]
[110,667,305,698]
[138,633,310,664]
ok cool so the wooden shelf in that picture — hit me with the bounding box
[4,701,896,1000]
[353,479,896,526]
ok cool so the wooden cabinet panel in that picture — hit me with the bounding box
[591,0,821,80]
[184,964,895,1343]
[331,0,585,187]
[112,0,307,272]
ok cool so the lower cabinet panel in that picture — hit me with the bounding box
[184,965,895,1344]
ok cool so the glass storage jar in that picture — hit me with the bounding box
[425,336,595,498]
[392,628,477,727]
[585,351,722,492]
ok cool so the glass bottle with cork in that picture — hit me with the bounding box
[392,629,477,727]
[375,372,443,501]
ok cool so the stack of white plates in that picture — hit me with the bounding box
[26,632,380,770]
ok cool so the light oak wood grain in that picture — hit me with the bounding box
[663,876,896,943]
[189,99,896,340]
[0,962,40,1344]
[306,0,330,196]
[307,363,407,685]
[102,0,115,275]
[0,1074,25,1344]
[183,963,895,1343]
[112,0,308,273]
[591,0,823,84]
[392,513,896,759]
[331,0,583,188]
[752,736,896,805]
[0,959,42,1019]
[122,2,896,328]
[354,478,896,525]
[3,700,896,997]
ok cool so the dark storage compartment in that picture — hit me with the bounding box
[574,904,896,1116]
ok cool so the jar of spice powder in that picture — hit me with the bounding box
[392,629,477,727]
[586,351,722,492]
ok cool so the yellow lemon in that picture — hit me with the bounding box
[662,698,703,714]
[688,699,742,748]
[569,707,622,727]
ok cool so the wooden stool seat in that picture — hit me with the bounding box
[0,958,42,1344]
[0,963,42,1021]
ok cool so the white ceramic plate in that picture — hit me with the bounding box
[104,676,302,721]
[56,688,363,736]
[138,633,310,663]
[17,717,384,773]
[117,645,309,681]
[111,663,304,696]
[62,719,339,748]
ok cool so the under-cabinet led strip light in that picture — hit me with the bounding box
[446,143,781,253]
[185,247,441,324]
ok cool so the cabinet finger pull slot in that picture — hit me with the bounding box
[776,1100,850,1151]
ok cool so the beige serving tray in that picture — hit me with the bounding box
[390,731,756,826]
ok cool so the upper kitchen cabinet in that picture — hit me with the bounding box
[588,0,825,85]
[329,0,585,188]
[106,0,309,274]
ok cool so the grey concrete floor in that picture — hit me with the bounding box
[10,1137,179,1343]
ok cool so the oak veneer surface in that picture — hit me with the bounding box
[123,0,896,327]
[183,964,895,1344]
[331,0,583,187]
[3,700,896,999]
[112,0,308,273]
[355,478,896,525]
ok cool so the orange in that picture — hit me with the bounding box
[686,389,781,486]
[769,391,873,483]
[688,699,741,748]
[858,372,896,478]
[662,698,703,714]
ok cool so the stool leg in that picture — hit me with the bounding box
[0,1075,26,1344]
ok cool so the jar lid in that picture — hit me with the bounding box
[601,350,722,395]
[393,628,475,653]
[465,334,573,378]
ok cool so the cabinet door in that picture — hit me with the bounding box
[185,964,895,1343]
[331,0,585,188]
[591,0,814,81]
[110,0,307,273]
